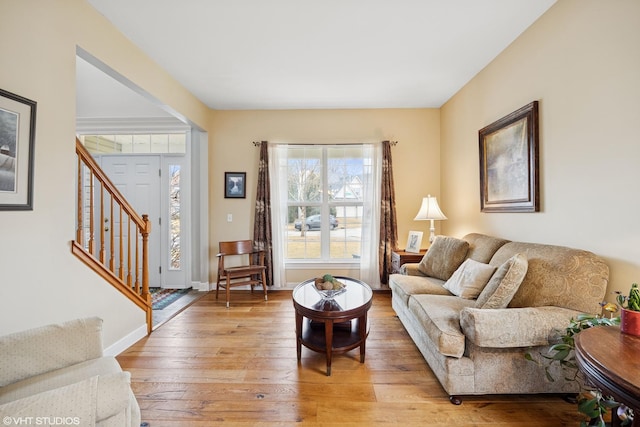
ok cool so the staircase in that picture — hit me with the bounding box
[71,138,153,334]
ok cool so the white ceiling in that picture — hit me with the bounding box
[80,0,556,114]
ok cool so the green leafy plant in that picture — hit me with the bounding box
[525,314,632,427]
[616,282,640,311]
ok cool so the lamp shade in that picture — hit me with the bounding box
[414,195,447,221]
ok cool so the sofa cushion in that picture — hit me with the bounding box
[460,305,581,348]
[475,253,528,309]
[408,295,476,358]
[462,233,510,263]
[388,273,450,306]
[418,236,469,280]
[489,242,609,313]
[443,259,497,299]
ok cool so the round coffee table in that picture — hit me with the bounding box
[292,276,373,376]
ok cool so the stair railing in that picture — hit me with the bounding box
[71,138,152,334]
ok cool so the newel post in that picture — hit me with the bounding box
[141,214,152,334]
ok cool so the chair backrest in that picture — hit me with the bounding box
[219,240,254,256]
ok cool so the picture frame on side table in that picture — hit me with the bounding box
[0,88,37,211]
[405,231,423,253]
[224,172,246,198]
[479,101,539,212]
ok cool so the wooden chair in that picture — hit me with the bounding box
[215,240,268,308]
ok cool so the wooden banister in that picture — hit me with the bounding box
[72,138,152,334]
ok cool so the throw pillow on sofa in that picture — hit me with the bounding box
[443,259,497,299]
[474,253,528,309]
[418,236,469,280]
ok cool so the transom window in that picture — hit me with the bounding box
[78,133,186,155]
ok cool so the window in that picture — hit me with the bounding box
[78,133,186,155]
[168,164,181,270]
[275,145,376,263]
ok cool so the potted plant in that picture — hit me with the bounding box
[616,283,640,336]
[526,314,635,426]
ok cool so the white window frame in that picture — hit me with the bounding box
[270,144,380,277]
[284,145,364,264]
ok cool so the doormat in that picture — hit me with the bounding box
[150,287,191,310]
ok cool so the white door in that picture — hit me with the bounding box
[100,156,162,287]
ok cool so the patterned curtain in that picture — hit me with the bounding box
[253,141,273,287]
[379,140,398,284]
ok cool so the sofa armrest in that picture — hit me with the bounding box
[460,306,582,348]
[0,376,98,426]
[400,263,426,276]
[0,318,104,387]
[95,372,133,421]
[0,372,133,425]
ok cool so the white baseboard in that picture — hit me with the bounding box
[104,323,147,357]
[191,281,210,291]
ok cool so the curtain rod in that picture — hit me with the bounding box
[252,140,397,146]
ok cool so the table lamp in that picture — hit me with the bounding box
[414,195,447,243]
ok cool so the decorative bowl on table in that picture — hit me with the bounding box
[313,274,347,299]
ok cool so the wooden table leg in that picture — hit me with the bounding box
[359,313,367,363]
[324,320,333,376]
[295,312,303,362]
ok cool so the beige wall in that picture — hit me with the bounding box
[0,0,211,345]
[3,0,636,344]
[441,0,640,299]
[210,109,440,285]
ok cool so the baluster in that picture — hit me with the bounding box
[76,157,83,245]
[134,224,140,294]
[119,205,124,281]
[141,214,150,300]
[99,182,105,264]
[108,194,114,273]
[88,171,95,256]
[142,214,151,334]
[127,217,132,287]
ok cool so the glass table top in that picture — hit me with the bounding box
[292,276,373,313]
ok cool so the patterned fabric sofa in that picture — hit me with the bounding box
[0,317,140,426]
[389,233,609,403]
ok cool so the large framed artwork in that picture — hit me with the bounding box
[224,172,246,198]
[0,88,37,211]
[479,101,539,213]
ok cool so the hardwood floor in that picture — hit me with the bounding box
[117,290,588,426]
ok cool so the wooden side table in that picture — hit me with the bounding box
[391,249,427,273]
[292,277,373,376]
[574,326,640,427]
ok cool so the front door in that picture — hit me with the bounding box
[100,156,162,287]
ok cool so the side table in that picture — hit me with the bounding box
[292,277,373,376]
[574,326,640,427]
[391,249,427,273]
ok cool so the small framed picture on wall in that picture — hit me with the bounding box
[224,172,246,198]
[405,231,423,253]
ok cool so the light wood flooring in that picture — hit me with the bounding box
[117,290,588,426]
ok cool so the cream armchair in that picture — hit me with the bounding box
[0,317,140,427]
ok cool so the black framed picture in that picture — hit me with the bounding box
[225,172,246,198]
[479,101,539,213]
[0,88,37,210]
